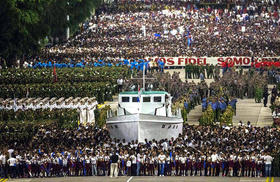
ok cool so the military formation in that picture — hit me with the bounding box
[185,64,219,80]
[210,70,268,100]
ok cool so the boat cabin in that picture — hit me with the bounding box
[118,91,172,117]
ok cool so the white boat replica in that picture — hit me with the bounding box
[106,88,183,142]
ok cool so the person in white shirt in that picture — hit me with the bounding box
[179,154,186,176]
[161,140,168,151]
[166,155,171,176]
[90,154,97,176]
[8,149,14,159]
[264,153,273,177]
[7,156,17,178]
[117,78,124,92]
[0,153,7,178]
[130,153,137,176]
[211,151,218,176]
[119,152,125,176]
[136,153,141,176]
[126,156,132,176]
[139,153,145,176]
[147,154,154,176]
[62,156,68,176]
[158,151,166,176]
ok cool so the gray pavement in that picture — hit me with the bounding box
[6,176,280,182]
[232,98,273,127]
[186,104,201,125]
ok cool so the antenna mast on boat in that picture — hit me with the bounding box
[143,64,145,91]
[131,63,154,91]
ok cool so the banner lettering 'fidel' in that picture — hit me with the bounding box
[143,57,280,67]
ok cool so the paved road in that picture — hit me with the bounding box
[6,176,279,182]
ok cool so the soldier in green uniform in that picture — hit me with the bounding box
[189,63,194,79]
[214,65,220,80]
[200,65,205,78]
[193,65,197,79]
[249,66,255,76]
[239,66,244,76]
[248,78,255,98]
[185,64,192,79]
[195,65,200,79]
[209,64,214,79]
[238,81,244,99]
[206,64,210,79]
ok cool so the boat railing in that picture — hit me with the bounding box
[118,104,127,115]
[154,104,166,116]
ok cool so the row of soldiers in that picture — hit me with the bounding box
[185,64,220,80]
[210,71,268,100]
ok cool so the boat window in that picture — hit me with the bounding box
[121,97,130,102]
[143,97,151,102]
[132,97,138,102]
[154,96,162,102]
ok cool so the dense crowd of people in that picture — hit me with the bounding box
[1,0,280,180]
[25,0,280,66]
[0,124,279,179]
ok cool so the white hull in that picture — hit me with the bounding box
[107,114,183,142]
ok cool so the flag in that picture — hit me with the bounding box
[154,33,161,37]
[53,63,57,83]
[186,31,192,47]
[187,35,192,47]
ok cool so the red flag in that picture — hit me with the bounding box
[53,63,57,83]
[274,62,280,67]
[251,62,255,67]
[221,61,227,68]
[267,62,273,67]
[228,61,234,67]
[255,62,261,68]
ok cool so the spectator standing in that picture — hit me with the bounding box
[264,153,273,177]
[263,87,269,107]
[200,72,205,82]
[109,151,119,178]
[158,151,166,176]
[0,152,7,178]
[127,157,132,176]
[117,78,124,93]
[91,154,97,176]
[7,155,17,178]
[131,153,137,176]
